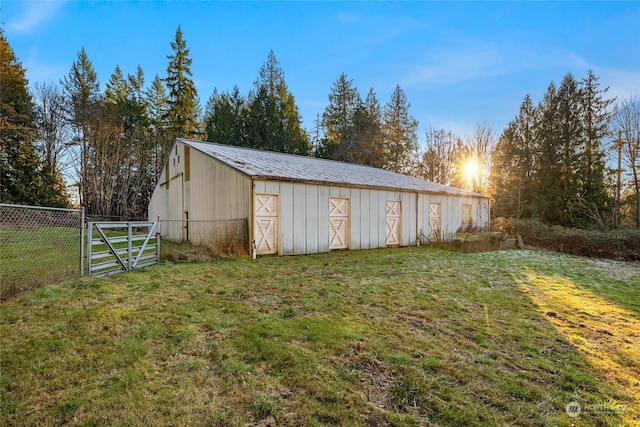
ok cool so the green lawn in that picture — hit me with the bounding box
[0,227,80,299]
[1,247,638,426]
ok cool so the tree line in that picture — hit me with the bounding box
[1,27,638,228]
[490,72,639,228]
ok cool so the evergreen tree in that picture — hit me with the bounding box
[62,47,100,127]
[100,64,154,217]
[491,71,614,228]
[382,85,418,174]
[104,65,129,104]
[554,73,583,224]
[61,46,100,207]
[0,31,43,204]
[490,95,536,218]
[246,51,309,154]
[317,73,361,159]
[342,88,385,167]
[246,84,279,151]
[145,74,170,179]
[573,70,613,226]
[164,26,199,140]
[531,81,563,223]
[204,86,246,146]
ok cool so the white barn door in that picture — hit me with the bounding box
[254,194,278,255]
[477,200,489,228]
[428,203,441,242]
[385,201,401,246]
[462,204,472,229]
[329,197,349,250]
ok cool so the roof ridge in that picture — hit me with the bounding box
[177,138,486,198]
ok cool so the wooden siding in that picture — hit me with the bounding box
[252,181,458,254]
[186,148,251,222]
[417,194,489,242]
[148,141,251,244]
[150,141,491,255]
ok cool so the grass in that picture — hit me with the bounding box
[0,227,80,299]
[1,246,638,426]
[1,226,158,298]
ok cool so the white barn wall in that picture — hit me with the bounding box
[186,148,251,222]
[417,194,488,242]
[151,140,491,255]
[148,167,168,221]
[253,181,458,255]
[148,141,252,245]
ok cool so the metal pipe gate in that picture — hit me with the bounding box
[86,222,160,277]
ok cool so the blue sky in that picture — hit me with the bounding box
[3,1,639,142]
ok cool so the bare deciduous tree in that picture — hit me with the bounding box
[417,127,462,185]
[612,96,640,228]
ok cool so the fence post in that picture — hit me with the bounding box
[79,207,85,277]
[86,221,93,276]
[128,222,133,271]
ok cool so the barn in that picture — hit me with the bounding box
[148,138,490,256]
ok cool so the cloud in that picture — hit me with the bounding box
[403,47,507,87]
[7,1,66,34]
[563,55,640,99]
[549,53,640,100]
[337,13,361,24]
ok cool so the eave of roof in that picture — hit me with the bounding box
[179,138,487,198]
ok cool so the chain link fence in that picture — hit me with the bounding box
[158,218,248,255]
[0,203,84,300]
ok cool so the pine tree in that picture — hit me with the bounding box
[492,71,614,227]
[317,73,361,159]
[0,31,47,205]
[204,86,246,146]
[382,85,418,174]
[490,95,536,218]
[349,88,385,167]
[246,84,278,151]
[555,74,584,224]
[105,65,129,104]
[531,81,565,224]
[145,74,170,179]
[62,47,100,127]
[164,26,199,140]
[246,51,309,154]
[108,65,153,218]
[573,70,613,226]
[61,46,100,207]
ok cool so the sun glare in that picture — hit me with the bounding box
[463,157,480,189]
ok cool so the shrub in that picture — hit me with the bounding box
[492,218,640,261]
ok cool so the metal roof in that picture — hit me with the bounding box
[180,138,486,198]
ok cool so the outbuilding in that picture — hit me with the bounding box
[148,138,490,256]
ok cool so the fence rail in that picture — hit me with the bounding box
[86,222,160,277]
[0,203,84,299]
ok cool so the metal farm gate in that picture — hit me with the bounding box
[87,222,160,277]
